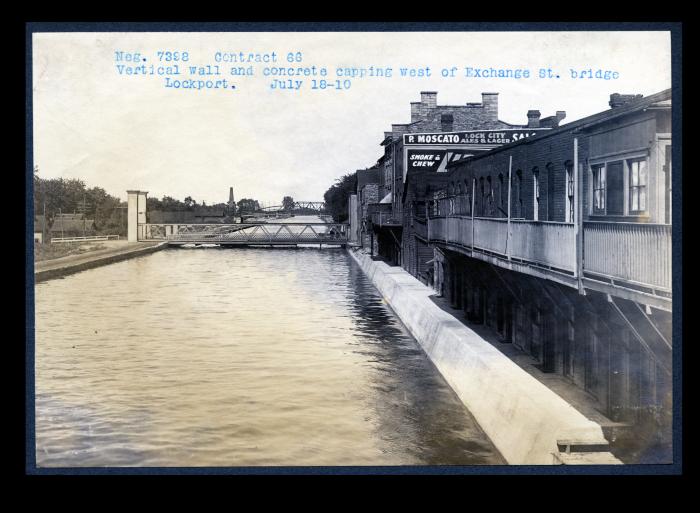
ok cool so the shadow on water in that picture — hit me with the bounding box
[343,256,505,465]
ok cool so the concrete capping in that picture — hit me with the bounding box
[347,247,621,465]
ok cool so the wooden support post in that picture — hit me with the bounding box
[471,177,476,251]
[574,137,584,293]
[507,155,512,259]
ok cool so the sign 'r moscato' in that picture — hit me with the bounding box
[404,129,550,146]
[401,129,551,180]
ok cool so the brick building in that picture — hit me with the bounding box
[373,91,563,266]
[345,87,673,460]
[419,89,673,456]
[355,167,381,251]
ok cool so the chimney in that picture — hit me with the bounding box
[609,93,643,108]
[410,102,422,122]
[420,91,438,112]
[555,111,566,123]
[391,124,409,135]
[527,110,541,128]
[481,92,499,121]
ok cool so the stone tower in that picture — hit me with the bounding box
[228,187,236,216]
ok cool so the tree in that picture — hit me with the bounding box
[282,196,295,211]
[323,173,357,223]
[237,198,260,213]
[184,196,196,209]
[32,175,129,236]
[160,196,187,211]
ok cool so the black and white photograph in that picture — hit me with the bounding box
[27,24,680,473]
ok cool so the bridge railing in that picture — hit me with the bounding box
[140,223,348,244]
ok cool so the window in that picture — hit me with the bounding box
[592,165,605,214]
[486,176,493,215]
[516,170,523,218]
[546,163,556,221]
[532,168,540,221]
[479,177,485,216]
[606,161,624,215]
[628,159,648,214]
[565,162,574,222]
[498,173,505,215]
[441,113,454,132]
[465,179,471,216]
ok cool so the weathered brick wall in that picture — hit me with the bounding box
[446,129,591,222]
[359,183,379,250]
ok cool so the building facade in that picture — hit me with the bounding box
[373,91,563,267]
[350,88,673,458]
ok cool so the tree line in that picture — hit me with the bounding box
[33,167,302,232]
[323,173,357,223]
[33,172,127,236]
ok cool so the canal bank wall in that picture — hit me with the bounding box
[34,242,168,283]
[347,247,621,465]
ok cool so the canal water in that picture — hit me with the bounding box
[34,245,505,467]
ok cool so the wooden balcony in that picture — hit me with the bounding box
[367,203,401,227]
[428,215,672,301]
[583,221,672,293]
[511,220,576,272]
[429,216,575,273]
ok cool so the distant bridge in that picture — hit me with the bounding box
[140,222,347,246]
[256,201,326,213]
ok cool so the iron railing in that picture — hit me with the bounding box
[139,223,348,245]
[51,235,121,243]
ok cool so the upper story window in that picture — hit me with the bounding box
[441,113,454,132]
[592,165,606,214]
[498,173,505,214]
[515,170,523,218]
[590,157,649,217]
[629,159,648,214]
[479,177,485,216]
[486,176,493,215]
[565,161,574,223]
[532,168,540,221]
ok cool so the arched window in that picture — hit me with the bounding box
[516,170,523,218]
[464,179,471,215]
[546,163,555,221]
[498,173,505,216]
[486,176,493,216]
[564,161,574,223]
[479,177,485,216]
[532,167,540,221]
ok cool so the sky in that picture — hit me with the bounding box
[32,31,672,207]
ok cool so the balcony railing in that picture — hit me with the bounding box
[367,203,401,227]
[510,220,576,272]
[429,216,575,272]
[583,221,671,292]
[428,215,671,292]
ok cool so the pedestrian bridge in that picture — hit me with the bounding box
[139,222,349,246]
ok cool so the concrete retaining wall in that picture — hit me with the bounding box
[348,248,620,465]
[34,243,168,283]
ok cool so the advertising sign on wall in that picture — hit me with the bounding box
[402,129,550,182]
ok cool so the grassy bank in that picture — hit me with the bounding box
[33,242,106,262]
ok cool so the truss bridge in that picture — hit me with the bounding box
[140,222,348,247]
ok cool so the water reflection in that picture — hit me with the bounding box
[34,247,504,466]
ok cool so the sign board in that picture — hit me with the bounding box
[402,128,551,182]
